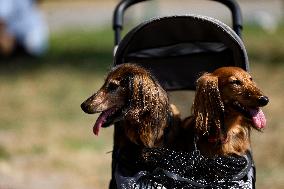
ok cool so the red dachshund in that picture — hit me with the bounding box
[181,67,269,157]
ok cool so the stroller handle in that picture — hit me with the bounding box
[113,0,146,45]
[113,0,243,45]
[211,0,243,36]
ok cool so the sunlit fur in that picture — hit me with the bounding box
[182,67,269,157]
[81,63,180,148]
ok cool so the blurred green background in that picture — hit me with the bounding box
[0,0,283,189]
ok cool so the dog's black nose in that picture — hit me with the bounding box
[258,96,269,106]
[81,102,89,113]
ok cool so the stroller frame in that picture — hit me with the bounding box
[109,0,255,188]
[113,0,243,45]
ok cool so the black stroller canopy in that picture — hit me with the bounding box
[114,15,249,91]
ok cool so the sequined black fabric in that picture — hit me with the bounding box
[115,148,254,189]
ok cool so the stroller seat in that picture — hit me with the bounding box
[110,0,256,188]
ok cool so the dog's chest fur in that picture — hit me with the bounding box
[198,115,251,157]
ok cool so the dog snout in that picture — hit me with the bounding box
[81,102,93,114]
[258,96,269,106]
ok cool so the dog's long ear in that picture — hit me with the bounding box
[127,72,168,121]
[193,73,224,136]
[126,72,169,147]
[127,73,147,113]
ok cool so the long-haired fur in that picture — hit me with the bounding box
[118,64,171,147]
[81,63,180,148]
[193,73,225,138]
[182,67,269,157]
[81,63,181,188]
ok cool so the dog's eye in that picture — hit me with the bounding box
[230,79,242,85]
[107,82,119,92]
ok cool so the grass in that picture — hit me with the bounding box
[0,24,283,189]
[0,145,10,160]
[243,24,284,63]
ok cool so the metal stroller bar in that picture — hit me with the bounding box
[113,0,243,45]
[211,0,243,37]
[113,0,146,45]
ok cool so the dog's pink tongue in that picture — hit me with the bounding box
[249,108,266,129]
[93,109,115,136]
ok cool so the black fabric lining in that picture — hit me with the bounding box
[127,42,227,58]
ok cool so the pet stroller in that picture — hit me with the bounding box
[110,0,255,188]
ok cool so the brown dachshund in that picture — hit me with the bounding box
[181,67,269,157]
[81,64,181,188]
[81,63,180,149]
